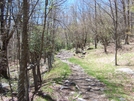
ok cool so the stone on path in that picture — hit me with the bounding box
[77,98,87,101]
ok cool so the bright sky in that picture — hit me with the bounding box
[67,0,75,4]
[63,0,76,10]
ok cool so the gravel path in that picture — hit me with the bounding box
[55,50,109,101]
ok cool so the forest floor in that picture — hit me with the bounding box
[1,43,134,101]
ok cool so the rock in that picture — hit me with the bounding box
[101,94,106,98]
[60,86,69,90]
[92,87,100,91]
[12,92,17,96]
[82,51,86,55]
[85,79,92,82]
[119,97,126,101]
[70,91,75,95]
[64,80,76,86]
[100,88,105,91]
[90,83,96,86]
[1,83,9,88]
[77,98,87,101]
[87,86,92,91]
[95,80,100,82]
[64,80,70,84]
[76,85,80,90]
[116,68,134,75]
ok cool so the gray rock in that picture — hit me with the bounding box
[60,86,69,90]
[101,94,106,98]
[116,68,134,75]
[87,86,92,91]
[77,98,87,101]
[85,79,92,82]
[90,83,96,86]
[100,88,105,91]
[92,87,100,91]
[70,91,75,95]
[1,83,9,88]
[119,97,126,101]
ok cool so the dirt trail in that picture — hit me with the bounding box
[55,50,109,101]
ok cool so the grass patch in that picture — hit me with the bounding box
[69,51,134,101]
[44,58,71,82]
[35,58,71,100]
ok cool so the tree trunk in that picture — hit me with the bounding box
[37,60,42,84]
[0,48,9,79]
[114,0,118,66]
[32,65,38,91]
[125,34,129,44]
[95,36,98,49]
[104,45,107,53]
[0,0,9,79]
[18,0,29,100]
[94,0,98,49]
[47,52,53,72]
[125,0,130,44]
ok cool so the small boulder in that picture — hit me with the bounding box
[116,68,134,75]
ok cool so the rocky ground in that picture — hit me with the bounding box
[54,50,109,101]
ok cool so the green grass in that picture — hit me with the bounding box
[69,51,134,101]
[44,58,71,82]
[35,58,71,101]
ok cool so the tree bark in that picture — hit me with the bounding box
[94,0,98,49]
[0,47,8,78]
[104,44,107,53]
[114,0,118,66]
[125,0,130,44]
[18,0,29,100]
[0,0,8,78]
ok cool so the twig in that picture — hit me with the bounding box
[73,92,82,100]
